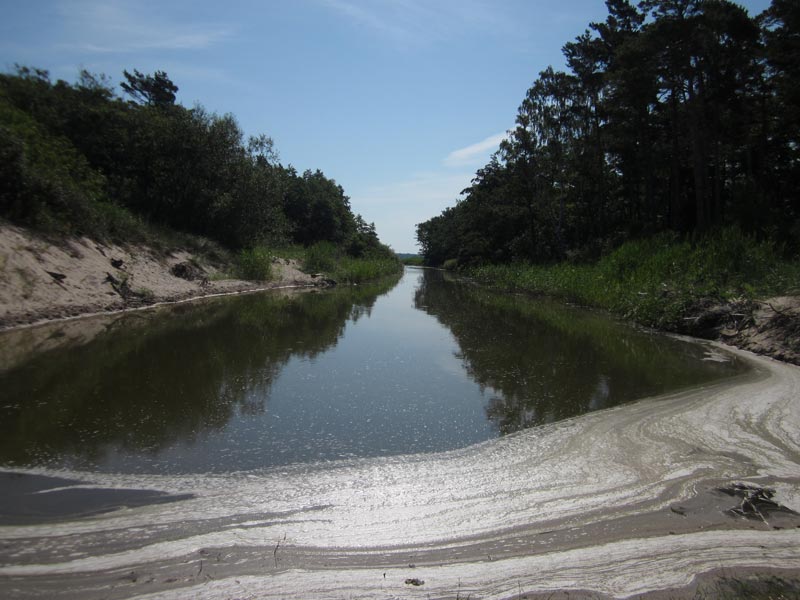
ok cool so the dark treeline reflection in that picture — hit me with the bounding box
[0,279,396,470]
[415,269,744,434]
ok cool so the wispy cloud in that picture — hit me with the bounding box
[319,0,517,47]
[352,131,511,249]
[57,0,233,53]
[355,171,473,208]
[325,132,515,252]
[444,131,507,168]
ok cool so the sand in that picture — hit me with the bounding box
[0,223,322,331]
[0,345,798,599]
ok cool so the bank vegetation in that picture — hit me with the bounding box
[0,66,400,285]
[416,0,799,341]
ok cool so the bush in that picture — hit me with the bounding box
[442,258,459,270]
[301,241,402,283]
[304,241,339,274]
[237,246,273,281]
[333,257,402,283]
[0,95,107,235]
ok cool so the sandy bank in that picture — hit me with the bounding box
[0,223,325,331]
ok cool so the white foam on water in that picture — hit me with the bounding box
[2,344,799,598]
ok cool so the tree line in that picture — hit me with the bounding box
[0,66,392,259]
[417,0,799,267]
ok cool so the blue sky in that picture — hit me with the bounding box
[1,0,771,252]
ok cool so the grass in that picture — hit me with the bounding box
[304,241,339,274]
[229,241,402,284]
[468,228,800,331]
[302,241,402,283]
[331,256,402,283]
[236,246,274,281]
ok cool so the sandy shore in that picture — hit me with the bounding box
[0,344,798,599]
[0,223,325,331]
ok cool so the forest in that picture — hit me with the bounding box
[416,0,799,267]
[0,66,395,263]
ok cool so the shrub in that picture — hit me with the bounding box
[237,246,273,281]
[304,241,339,274]
[333,257,402,283]
[442,258,459,270]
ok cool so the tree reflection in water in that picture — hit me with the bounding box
[0,279,397,471]
[414,269,743,434]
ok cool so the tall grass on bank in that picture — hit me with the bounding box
[332,256,402,283]
[232,242,402,283]
[304,241,340,274]
[236,246,274,281]
[468,228,800,329]
[303,241,401,283]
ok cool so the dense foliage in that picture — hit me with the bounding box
[469,228,800,329]
[417,0,800,267]
[0,66,395,263]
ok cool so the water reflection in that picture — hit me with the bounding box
[0,280,397,472]
[414,269,744,434]
[0,268,744,474]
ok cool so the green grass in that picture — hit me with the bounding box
[469,228,800,330]
[229,241,402,284]
[400,255,424,266]
[330,256,402,283]
[236,246,274,281]
[300,241,402,283]
[303,241,340,274]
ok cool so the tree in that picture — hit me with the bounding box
[415,0,797,267]
[761,0,800,241]
[2,66,388,253]
[121,69,178,107]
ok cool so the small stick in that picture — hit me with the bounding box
[273,533,286,568]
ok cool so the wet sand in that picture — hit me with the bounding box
[0,473,193,525]
[1,343,798,599]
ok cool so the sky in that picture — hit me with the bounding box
[1,0,772,253]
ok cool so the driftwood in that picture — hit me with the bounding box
[717,483,798,525]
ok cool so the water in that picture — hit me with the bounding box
[0,267,744,475]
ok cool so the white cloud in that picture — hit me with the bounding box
[57,0,232,53]
[443,131,507,168]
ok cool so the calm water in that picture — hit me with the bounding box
[0,268,744,474]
